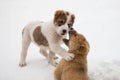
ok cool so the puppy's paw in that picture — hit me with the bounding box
[52,61,58,67]
[54,56,59,60]
[19,61,27,67]
[49,60,58,67]
[63,53,75,61]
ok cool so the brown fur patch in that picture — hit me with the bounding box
[54,10,67,26]
[33,26,48,46]
[66,11,70,16]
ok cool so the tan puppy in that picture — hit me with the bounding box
[54,30,90,80]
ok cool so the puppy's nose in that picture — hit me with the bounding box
[69,30,76,36]
[63,29,67,33]
[70,28,73,30]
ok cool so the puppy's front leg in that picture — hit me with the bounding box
[49,43,74,61]
[48,51,58,66]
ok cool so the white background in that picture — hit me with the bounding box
[0,0,120,80]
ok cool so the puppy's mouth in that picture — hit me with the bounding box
[61,32,66,35]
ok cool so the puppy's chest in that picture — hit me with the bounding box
[33,26,48,46]
[51,33,63,43]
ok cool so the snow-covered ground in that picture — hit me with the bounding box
[0,0,120,80]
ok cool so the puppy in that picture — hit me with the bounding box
[19,10,75,67]
[54,30,90,80]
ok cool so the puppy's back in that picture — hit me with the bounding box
[61,62,89,80]
[62,71,89,80]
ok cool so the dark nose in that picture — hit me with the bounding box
[63,29,67,33]
[69,30,76,36]
[70,28,73,30]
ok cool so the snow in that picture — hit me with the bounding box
[0,0,120,80]
[89,60,120,80]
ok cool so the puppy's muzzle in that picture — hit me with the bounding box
[61,29,67,35]
[69,29,76,37]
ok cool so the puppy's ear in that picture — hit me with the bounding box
[54,10,67,25]
[63,38,69,46]
[71,14,75,21]
[71,14,75,25]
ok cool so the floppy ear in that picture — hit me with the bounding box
[63,38,69,46]
[54,10,66,24]
[71,14,75,22]
[71,14,75,26]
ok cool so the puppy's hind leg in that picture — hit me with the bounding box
[39,46,48,59]
[19,29,31,67]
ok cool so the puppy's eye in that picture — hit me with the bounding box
[59,21,64,24]
[68,24,71,28]
[58,20,64,26]
[80,44,85,49]
[74,34,77,37]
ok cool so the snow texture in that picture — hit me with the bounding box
[0,0,120,80]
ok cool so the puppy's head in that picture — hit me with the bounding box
[63,30,90,55]
[54,10,75,36]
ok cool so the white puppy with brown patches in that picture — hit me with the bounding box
[19,10,75,67]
